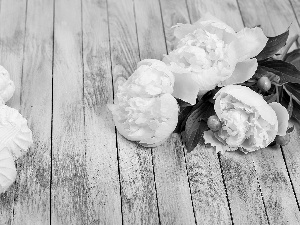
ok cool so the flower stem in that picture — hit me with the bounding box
[276,86,280,102]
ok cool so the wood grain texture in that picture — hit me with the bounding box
[107,0,159,224]
[82,0,122,224]
[281,121,300,202]
[51,0,87,224]
[185,1,269,224]
[186,147,232,225]
[135,0,196,224]
[220,153,268,224]
[238,0,300,223]
[159,0,190,52]
[290,0,300,27]
[0,0,27,224]
[11,0,53,224]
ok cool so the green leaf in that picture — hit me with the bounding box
[183,100,214,153]
[285,49,300,70]
[263,93,278,103]
[281,90,300,124]
[259,60,300,84]
[284,83,300,104]
[174,99,193,134]
[256,30,289,61]
[287,126,294,133]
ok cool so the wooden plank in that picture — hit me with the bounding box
[237,0,300,224]
[81,0,122,224]
[261,0,300,51]
[159,0,232,224]
[10,0,53,224]
[281,121,300,202]
[134,1,196,223]
[159,0,190,52]
[0,0,27,224]
[290,0,300,26]
[186,147,232,224]
[107,0,160,224]
[51,0,87,224]
[185,1,269,224]
[152,135,195,225]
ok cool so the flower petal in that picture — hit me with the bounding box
[229,27,268,62]
[204,130,237,154]
[172,71,201,104]
[269,102,289,136]
[196,13,236,34]
[173,24,199,40]
[219,58,258,86]
[215,85,278,126]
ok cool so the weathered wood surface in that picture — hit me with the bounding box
[0,0,27,224]
[52,0,86,224]
[0,0,300,224]
[12,0,53,224]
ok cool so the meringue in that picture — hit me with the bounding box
[0,104,33,159]
[0,147,17,194]
[0,65,15,103]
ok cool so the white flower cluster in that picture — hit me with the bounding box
[0,66,33,193]
[163,14,268,105]
[108,14,289,153]
[108,59,178,147]
[204,85,289,153]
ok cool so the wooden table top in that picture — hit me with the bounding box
[1,0,300,224]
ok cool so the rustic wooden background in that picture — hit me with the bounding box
[1,0,300,224]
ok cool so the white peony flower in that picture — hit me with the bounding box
[204,85,289,153]
[119,59,175,98]
[0,104,33,159]
[163,13,268,104]
[108,59,178,147]
[0,147,17,193]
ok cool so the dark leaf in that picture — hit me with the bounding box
[263,93,278,103]
[174,104,193,133]
[281,90,300,124]
[284,83,300,104]
[287,94,293,118]
[183,100,214,153]
[259,60,300,84]
[287,126,294,133]
[256,30,289,61]
[285,49,300,70]
[292,100,300,124]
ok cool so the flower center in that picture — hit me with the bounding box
[178,29,229,70]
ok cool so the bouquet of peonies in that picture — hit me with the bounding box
[109,14,299,153]
[0,66,33,193]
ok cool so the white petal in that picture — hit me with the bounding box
[0,147,17,193]
[204,130,236,154]
[219,58,258,86]
[172,71,201,105]
[215,85,278,126]
[173,23,200,41]
[229,27,268,62]
[269,102,289,136]
[196,13,236,34]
